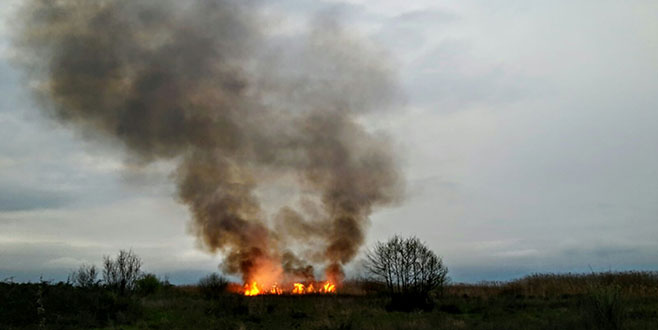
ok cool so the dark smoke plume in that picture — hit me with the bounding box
[13,0,402,284]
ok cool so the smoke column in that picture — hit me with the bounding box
[13,0,402,285]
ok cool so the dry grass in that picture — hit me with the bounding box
[2,271,658,329]
[448,271,658,299]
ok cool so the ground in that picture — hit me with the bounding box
[1,272,657,329]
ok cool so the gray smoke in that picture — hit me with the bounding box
[13,0,402,284]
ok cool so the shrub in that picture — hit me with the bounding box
[198,273,228,299]
[135,273,162,296]
[365,235,448,311]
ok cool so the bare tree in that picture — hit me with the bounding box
[365,235,448,298]
[103,249,142,295]
[69,263,99,288]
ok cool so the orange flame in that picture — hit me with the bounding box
[270,284,282,295]
[292,282,305,294]
[242,281,336,295]
[244,282,261,296]
[321,282,336,293]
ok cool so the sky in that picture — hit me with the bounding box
[1,0,657,284]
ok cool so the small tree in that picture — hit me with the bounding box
[103,249,142,295]
[365,235,448,310]
[69,263,99,288]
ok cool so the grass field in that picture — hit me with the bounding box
[2,272,657,329]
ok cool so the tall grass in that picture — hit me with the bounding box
[448,271,658,299]
[583,282,626,330]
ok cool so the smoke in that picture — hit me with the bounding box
[13,0,402,285]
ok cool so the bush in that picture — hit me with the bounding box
[136,273,162,296]
[0,282,38,327]
[365,235,449,311]
[198,273,228,299]
[0,281,143,328]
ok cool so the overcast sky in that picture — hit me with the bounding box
[1,0,657,284]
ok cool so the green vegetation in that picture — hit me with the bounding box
[1,271,657,329]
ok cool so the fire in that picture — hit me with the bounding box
[244,282,261,296]
[270,284,283,295]
[321,282,336,293]
[292,283,305,294]
[242,281,336,296]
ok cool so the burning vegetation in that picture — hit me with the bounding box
[12,0,403,289]
[241,281,336,296]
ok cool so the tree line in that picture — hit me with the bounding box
[68,249,162,295]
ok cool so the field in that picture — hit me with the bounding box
[2,272,658,330]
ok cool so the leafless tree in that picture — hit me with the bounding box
[365,235,448,297]
[69,263,99,288]
[102,249,142,295]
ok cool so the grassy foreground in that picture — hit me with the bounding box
[2,272,657,329]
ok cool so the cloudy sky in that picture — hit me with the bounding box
[1,0,657,284]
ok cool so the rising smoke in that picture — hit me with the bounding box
[13,0,402,286]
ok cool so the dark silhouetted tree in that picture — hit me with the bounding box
[365,235,448,310]
[102,249,142,295]
[68,263,99,288]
